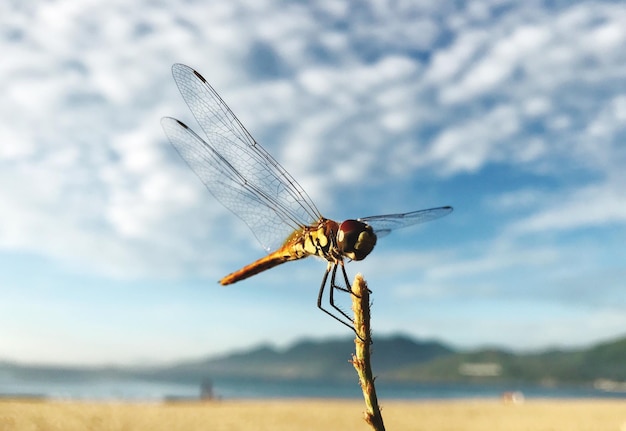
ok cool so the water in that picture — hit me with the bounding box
[1,376,625,401]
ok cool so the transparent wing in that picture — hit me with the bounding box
[359,206,453,238]
[162,63,322,251]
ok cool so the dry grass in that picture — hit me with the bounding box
[1,399,625,431]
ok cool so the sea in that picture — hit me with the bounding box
[1,376,625,401]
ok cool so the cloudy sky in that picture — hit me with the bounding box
[2,0,626,365]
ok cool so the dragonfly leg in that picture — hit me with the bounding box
[316,263,355,332]
[332,264,368,343]
[332,267,351,293]
[340,263,372,295]
[329,264,354,324]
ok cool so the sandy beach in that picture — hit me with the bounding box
[1,398,624,431]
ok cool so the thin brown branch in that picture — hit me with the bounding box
[350,274,385,431]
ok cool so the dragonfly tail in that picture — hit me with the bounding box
[219,249,297,285]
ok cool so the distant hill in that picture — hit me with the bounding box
[2,334,625,388]
[153,334,454,382]
[382,336,626,385]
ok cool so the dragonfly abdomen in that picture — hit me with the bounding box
[219,248,295,285]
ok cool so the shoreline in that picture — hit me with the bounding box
[1,398,624,431]
[1,392,625,403]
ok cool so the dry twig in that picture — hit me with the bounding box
[350,274,385,431]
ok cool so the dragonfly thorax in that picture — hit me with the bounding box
[336,220,377,261]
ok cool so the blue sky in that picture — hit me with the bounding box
[2,0,626,365]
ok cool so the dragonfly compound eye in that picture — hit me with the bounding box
[337,220,377,261]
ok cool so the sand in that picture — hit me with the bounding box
[1,398,625,431]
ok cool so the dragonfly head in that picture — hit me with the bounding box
[337,220,377,261]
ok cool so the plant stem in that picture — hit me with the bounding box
[350,274,385,431]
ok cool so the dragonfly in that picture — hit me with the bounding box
[161,63,452,331]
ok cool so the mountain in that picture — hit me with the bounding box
[1,334,625,388]
[152,334,454,382]
[383,336,626,385]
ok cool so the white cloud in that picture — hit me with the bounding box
[2,0,626,284]
[425,104,521,173]
[486,188,549,212]
[508,181,626,235]
[442,24,552,104]
[425,29,489,85]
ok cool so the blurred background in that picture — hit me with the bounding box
[1,0,625,372]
